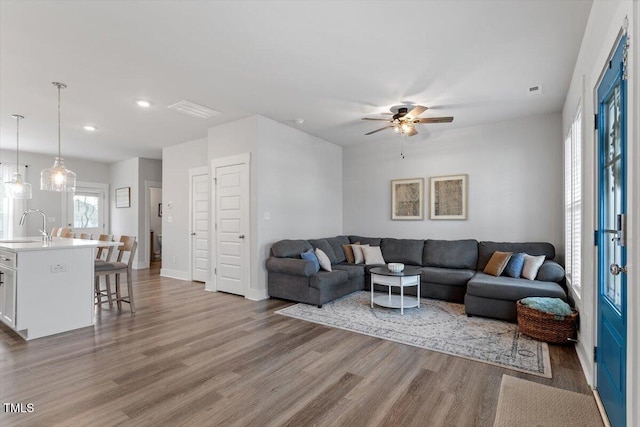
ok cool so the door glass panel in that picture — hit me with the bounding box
[602,84,622,311]
[72,193,100,229]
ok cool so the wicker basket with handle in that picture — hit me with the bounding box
[516,300,578,344]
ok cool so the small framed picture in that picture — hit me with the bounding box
[115,187,131,208]
[391,178,424,220]
[430,174,467,220]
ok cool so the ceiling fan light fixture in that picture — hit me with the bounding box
[4,114,32,199]
[41,82,76,192]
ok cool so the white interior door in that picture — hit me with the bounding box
[191,172,209,282]
[215,162,249,296]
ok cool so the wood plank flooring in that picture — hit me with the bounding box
[0,263,593,426]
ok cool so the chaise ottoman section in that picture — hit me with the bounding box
[420,267,476,302]
[465,272,567,322]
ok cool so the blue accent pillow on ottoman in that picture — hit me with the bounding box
[503,252,525,278]
[300,249,320,273]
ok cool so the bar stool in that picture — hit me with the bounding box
[78,233,92,239]
[94,234,115,307]
[95,236,137,312]
[59,227,73,238]
[51,227,60,237]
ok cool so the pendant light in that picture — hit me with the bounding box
[4,114,32,199]
[41,82,76,192]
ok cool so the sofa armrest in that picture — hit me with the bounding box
[536,260,565,283]
[265,257,316,277]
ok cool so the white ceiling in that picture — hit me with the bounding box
[0,0,592,164]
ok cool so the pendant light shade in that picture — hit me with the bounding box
[4,114,32,199]
[41,82,76,192]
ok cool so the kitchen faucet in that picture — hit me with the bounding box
[19,209,50,242]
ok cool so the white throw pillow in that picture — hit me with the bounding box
[315,248,332,272]
[351,244,370,264]
[362,246,386,265]
[522,254,546,280]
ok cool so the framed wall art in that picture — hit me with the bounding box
[115,187,131,208]
[391,178,424,220]
[429,174,467,220]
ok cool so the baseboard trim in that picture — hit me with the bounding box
[204,281,216,292]
[592,389,612,427]
[160,268,189,281]
[576,340,594,386]
[134,261,149,270]
[246,288,269,301]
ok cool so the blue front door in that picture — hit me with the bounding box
[596,35,628,427]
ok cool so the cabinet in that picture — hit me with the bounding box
[0,250,17,329]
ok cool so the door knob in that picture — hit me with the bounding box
[609,263,627,275]
[239,235,245,239]
[191,232,196,236]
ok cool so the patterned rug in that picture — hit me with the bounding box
[276,291,551,378]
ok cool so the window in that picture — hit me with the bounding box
[66,183,108,235]
[564,106,582,295]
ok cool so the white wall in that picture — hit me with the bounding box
[255,116,343,299]
[562,1,638,425]
[110,157,139,258]
[343,113,564,253]
[1,150,110,236]
[161,137,208,280]
[207,115,342,300]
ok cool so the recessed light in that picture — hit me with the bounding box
[84,125,97,131]
[136,100,151,108]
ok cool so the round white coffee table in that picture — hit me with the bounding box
[370,266,421,315]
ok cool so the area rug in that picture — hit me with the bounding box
[493,374,604,426]
[276,291,551,378]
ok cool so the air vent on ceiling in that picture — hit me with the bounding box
[167,100,221,119]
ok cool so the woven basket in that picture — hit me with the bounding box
[516,300,578,344]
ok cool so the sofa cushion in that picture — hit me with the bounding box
[308,239,338,264]
[522,254,546,280]
[420,267,475,286]
[536,260,565,283]
[352,244,369,264]
[310,270,349,291]
[349,235,382,247]
[265,257,317,277]
[362,246,386,265]
[326,236,350,264]
[381,238,424,265]
[315,248,332,272]
[300,249,320,273]
[483,251,512,276]
[477,241,555,271]
[503,253,525,278]
[423,239,478,269]
[272,240,313,258]
[467,272,566,302]
[343,244,355,263]
[332,264,365,279]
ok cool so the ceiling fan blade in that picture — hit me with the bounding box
[362,117,391,121]
[406,105,428,119]
[414,116,454,124]
[406,127,418,137]
[365,126,393,135]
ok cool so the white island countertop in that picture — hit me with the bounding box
[0,237,113,252]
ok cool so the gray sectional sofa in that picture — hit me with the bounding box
[266,235,567,322]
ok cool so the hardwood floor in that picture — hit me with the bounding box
[0,263,592,426]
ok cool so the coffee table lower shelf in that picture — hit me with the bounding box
[372,294,419,309]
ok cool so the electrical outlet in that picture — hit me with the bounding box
[50,264,66,273]
[172,256,176,263]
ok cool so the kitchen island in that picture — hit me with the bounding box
[0,237,118,340]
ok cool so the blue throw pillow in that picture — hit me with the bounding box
[503,252,525,278]
[300,249,320,273]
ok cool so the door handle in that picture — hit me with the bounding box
[239,235,245,239]
[609,263,627,275]
[191,232,196,236]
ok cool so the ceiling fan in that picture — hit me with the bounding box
[362,104,454,137]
